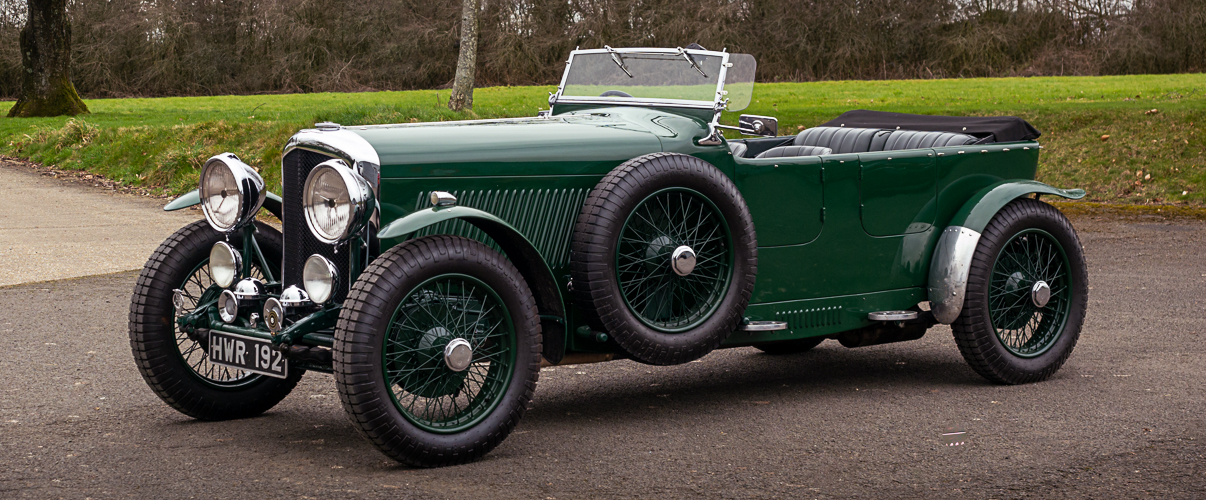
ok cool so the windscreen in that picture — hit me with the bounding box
[560,51,757,112]
[724,54,756,112]
[561,51,724,103]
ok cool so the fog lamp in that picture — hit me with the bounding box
[209,242,241,288]
[302,254,338,304]
[218,290,239,323]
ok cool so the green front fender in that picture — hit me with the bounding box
[929,180,1085,324]
[164,189,284,221]
[949,180,1086,233]
[378,206,568,363]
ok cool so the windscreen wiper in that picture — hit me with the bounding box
[604,45,633,78]
[678,47,708,78]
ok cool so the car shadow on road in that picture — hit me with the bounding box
[150,341,996,470]
[525,342,992,423]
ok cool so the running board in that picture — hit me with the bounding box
[868,311,919,321]
[741,320,788,331]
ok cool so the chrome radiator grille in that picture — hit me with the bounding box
[281,149,350,303]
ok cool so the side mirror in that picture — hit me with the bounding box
[739,115,778,136]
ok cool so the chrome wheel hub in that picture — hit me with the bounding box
[1031,281,1051,308]
[671,245,697,276]
[443,338,473,372]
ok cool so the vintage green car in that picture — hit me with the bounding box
[130,46,1088,467]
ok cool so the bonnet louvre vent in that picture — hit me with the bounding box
[409,188,590,269]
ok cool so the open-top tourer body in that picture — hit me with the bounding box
[132,46,1088,466]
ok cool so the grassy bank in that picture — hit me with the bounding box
[2,74,1204,204]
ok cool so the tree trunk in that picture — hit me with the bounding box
[7,0,89,117]
[447,0,479,111]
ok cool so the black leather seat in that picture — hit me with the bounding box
[736,126,979,159]
[729,142,749,158]
[881,129,978,150]
[755,145,833,158]
[796,127,887,153]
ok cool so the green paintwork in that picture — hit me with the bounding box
[727,288,927,345]
[380,205,535,243]
[180,97,1083,363]
[377,205,565,333]
[730,156,824,246]
[163,189,284,221]
[859,150,936,236]
[346,104,1078,353]
[164,189,201,211]
[950,179,1087,233]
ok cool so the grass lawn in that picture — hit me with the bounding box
[2,73,1204,204]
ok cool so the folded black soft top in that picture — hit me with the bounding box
[819,110,1041,143]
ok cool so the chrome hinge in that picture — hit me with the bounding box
[820,207,826,222]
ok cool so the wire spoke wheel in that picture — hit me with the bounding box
[334,236,540,467]
[987,229,1071,357]
[383,274,516,433]
[951,198,1087,385]
[616,187,732,332]
[130,220,301,420]
[572,153,756,365]
[173,260,267,387]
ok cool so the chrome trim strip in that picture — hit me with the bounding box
[282,127,382,294]
[551,96,717,110]
[283,128,381,191]
[928,226,982,324]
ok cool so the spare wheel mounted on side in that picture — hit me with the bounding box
[571,153,758,365]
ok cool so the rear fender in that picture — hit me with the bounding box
[164,189,284,221]
[928,180,1085,324]
[378,206,567,364]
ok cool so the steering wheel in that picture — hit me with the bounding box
[599,90,633,98]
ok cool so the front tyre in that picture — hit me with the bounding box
[333,235,541,467]
[952,198,1088,384]
[129,220,303,420]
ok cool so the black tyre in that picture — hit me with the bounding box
[129,220,303,420]
[952,198,1088,384]
[755,337,825,355]
[571,153,757,365]
[333,235,541,467]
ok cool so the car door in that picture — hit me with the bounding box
[734,155,824,247]
[857,149,936,236]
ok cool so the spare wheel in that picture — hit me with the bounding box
[570,153,757,365]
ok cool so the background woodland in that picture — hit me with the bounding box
[1,0,1203,98]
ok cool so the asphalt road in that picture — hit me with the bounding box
[1,166,1204,498]
[0,158,198,287]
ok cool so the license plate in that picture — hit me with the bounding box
[207,330,288,379]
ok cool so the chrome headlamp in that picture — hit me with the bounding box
[302,159,374,244]
[200,153,266,232]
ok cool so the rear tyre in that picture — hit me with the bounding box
[952,199,1088,385]
[333,236,541,467]
[129,220,303,420]
[571,153,757,365]
[755,337,825,355]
